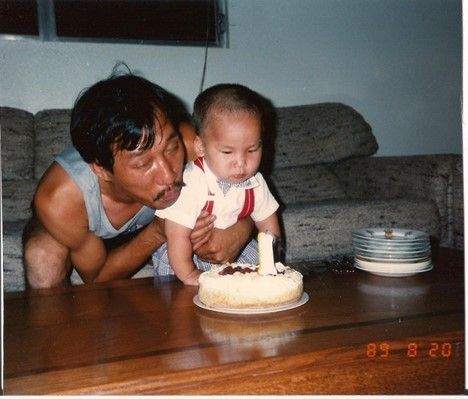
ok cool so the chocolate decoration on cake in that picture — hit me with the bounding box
[219,265,286,276]
[219,265,255,275]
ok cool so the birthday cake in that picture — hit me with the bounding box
[198,261,303,309]
[198,232,303,309]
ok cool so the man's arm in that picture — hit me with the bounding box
[32,164,166,284]
[32,164,109,283]
[93,217,166,281]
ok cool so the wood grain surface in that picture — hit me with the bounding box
[4,247,464,394]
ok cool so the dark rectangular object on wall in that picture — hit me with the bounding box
[0,0,39,36]
[0,0,225,46]
[54,0,221,45]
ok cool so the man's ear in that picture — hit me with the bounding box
[90,162,113,182]
[194,136,205,158]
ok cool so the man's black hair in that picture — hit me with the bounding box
[71,69,182,171]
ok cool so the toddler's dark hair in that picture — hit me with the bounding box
[192,83,264,135]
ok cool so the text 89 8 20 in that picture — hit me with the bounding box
[366,342,454,358]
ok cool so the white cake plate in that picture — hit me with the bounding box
[193,292,309,315]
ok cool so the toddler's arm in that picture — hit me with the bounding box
[165,219,201,286]
[255,212,281,240]
[255,212,284,259]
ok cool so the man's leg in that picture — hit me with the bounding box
[22,216,72,289]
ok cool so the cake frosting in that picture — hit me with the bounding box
[198,262,303,309]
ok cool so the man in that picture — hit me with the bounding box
[22,72,253,288]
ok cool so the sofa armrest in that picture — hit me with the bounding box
[452,156,464,249]
[330,154,463,248]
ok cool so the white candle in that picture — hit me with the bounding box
[258,231,278,275]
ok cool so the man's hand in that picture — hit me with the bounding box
[193,216,254,264]
[145,217,167,245]
[190,210,216,251]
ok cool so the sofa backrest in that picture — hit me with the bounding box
[267,102,378,170]
[1,107,72,181]
[1,107,35,180]
[1,107,72,222]
[34,109,72,179]
[262,103,377,204]
[1,103,377,219]
[2,102,377,179]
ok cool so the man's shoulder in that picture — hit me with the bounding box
[35,162,86,218]
[33,162,91,250]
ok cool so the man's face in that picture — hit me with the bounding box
[109,115,185,209]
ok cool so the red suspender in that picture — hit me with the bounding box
[237,188,255,219]
[194,157,205,171]
[194,157,255,218]
[202,199,214,214]
[194,158,215,214]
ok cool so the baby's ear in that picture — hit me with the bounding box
[194,136,205,157]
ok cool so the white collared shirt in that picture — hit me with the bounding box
[155,158,279,229]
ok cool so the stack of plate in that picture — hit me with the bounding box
[352,228,432,277]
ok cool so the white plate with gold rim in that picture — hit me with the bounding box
[193,292,309,315]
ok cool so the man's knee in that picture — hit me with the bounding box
[23,218,71,289]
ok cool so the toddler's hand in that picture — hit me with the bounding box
[182,269,201,286]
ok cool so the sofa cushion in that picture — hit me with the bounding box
[281,198,440,262]
[1,107,35,180]
[270,164,346,204]
[2,179,37,222]
[34,109,72,179]
[269,103,378,169]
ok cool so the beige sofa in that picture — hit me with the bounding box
[1,103,463,291]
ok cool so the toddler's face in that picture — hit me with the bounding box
[196,109,262,184]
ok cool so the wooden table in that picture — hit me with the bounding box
[4,247,465,395]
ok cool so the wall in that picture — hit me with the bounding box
[0,0,462,156]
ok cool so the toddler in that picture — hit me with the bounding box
[152,83,281,285]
